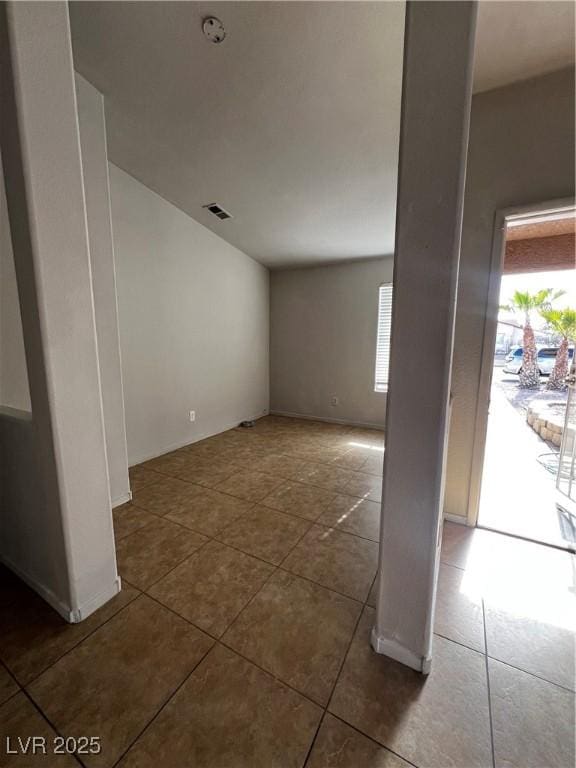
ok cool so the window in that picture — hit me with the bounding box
[374,283,393,392]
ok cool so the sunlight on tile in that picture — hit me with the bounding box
[458,531,576,632]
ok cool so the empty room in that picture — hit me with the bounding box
[0,1,575,767]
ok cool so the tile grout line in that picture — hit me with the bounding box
[21,686,85,767]
[301,555,418,768]
[133,470,381,544]
[121,428,386,766]
[121,508,372,607]
[108,641,216,768]
[435,628,576,694]
[328,712,422,768]
[10,423,520,768]
[109,502,326,765]
[484,656,576,694]
[143,589,334,715]
[5,589,142,690]
[482,598,497,768]
[136,451,381,507]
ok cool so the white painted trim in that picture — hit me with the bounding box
[444,512,469,525]
[270,409,385,431]
[370,627,432,674]
[71,575,122,623]
[0,554,121,623]
[466,197,576,527]
[112,490,132,508]
[0,554,74,620]
[128,411,269,467]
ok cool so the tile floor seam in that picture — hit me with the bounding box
[482,598,497,768]
[258,498,380,543]
[138,534,214,592]
[304,554,419,768]
[133,469,260,507]
[419,627,576,696]
[209,533,295,568]
[115,509,215,542]
[485,653,576,695]
[21,686,86,767]
[301,710,329,768]
[107,640,216,768]
[432,630,485,656]
[140,590,223,643]
[325,570,379,718]
[0,657,19,692]
[127,470,165,488]
[215,637,329,712]
[323,606,493,767]
[0,687,21,709]
[147,456,383,504]
[3,588,142,689]
[136,588,331,714]
[140,516,370,607]
[275,564,365,605]
[319,712,422,768]
[216,511,312,639]
[11,420,569,767]
[167,497,260,538]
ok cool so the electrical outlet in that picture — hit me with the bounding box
[189,410,196,422]
[331,395,339,407]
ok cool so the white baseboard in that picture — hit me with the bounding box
[0,553,75,621]
[70,576,122,623]
[443,513,470,525]
[270,409,385,431]
[0,554,122,624]
[128,411,269,467]
[112,490,132,508]
[370,627,432,674]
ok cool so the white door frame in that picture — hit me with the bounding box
[466,196,576,527]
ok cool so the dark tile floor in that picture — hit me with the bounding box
[0,416,574,767]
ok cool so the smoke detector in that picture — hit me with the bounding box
[202,17,226,44]
[203,203,233,221]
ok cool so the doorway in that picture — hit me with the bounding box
[475,202,575,551]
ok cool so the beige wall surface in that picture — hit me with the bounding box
[445,68,575,521]
[270,257,393,427]
[110,165,270,465]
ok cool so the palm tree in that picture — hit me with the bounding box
[540,308,576,390]
[501,289,565,388]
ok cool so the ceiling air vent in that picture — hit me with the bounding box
[203,203,233,221]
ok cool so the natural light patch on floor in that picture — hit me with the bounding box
[458,528,576,633]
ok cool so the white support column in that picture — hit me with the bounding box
[0,1,119,620]
[372,1,477,672]
[75,73,131,509]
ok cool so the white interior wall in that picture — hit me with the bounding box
[75,73,130,507]
[109,165,270,465]
[1,0,118,621]
[0,153,31,412]
[270,257,393,428]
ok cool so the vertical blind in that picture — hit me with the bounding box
[374,283,393,392]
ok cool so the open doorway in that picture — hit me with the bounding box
[476,203,575,551]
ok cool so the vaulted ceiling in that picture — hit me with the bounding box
[69,1,575,268]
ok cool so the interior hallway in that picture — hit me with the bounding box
[1,416,574,767]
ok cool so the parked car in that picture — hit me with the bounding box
[503,346,575,376]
